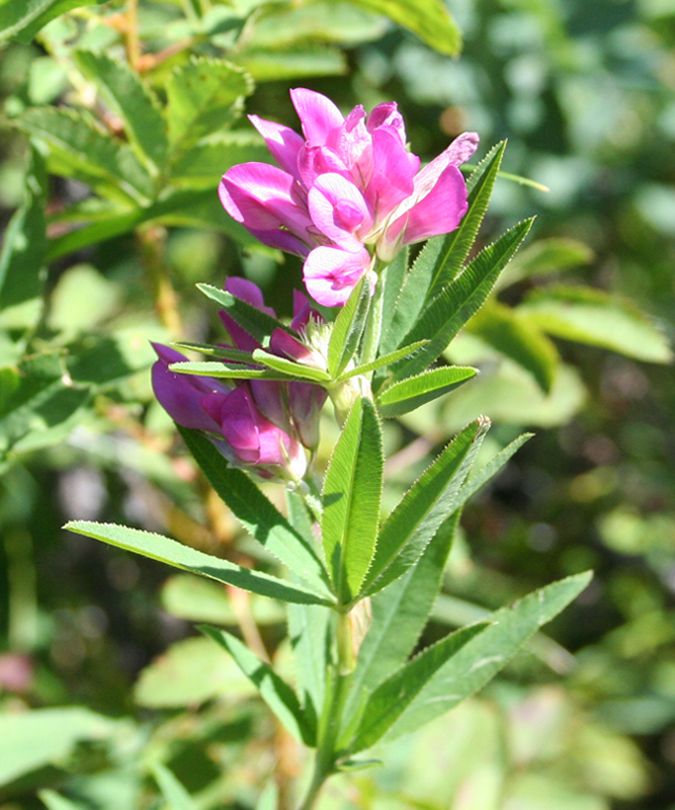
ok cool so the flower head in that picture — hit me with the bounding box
[219,89,479,306]
[152,280,327,481]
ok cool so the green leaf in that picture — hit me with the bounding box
[18,107,154,204]
[426,141,507,303]
[170,133,271,187]
[47,186,259,262]
[178,427,332,597]
[380,572,593,743]
[0,708,119,787]
[39,790,87,810]
[376,366,477,418]
[152,763,197,810]
[344,512,461,728]
[393,218,535,380]
[202,626,315,745]
[362,418,488,596]
[286,491,330,718]
[134,636,255,708]
[468,301,559,394]
[350,622,490,752]
[166,57,253,154]
[0,147,46,332]
[338,341,428,380]
[343,0,461,56]
[169,360,292,380]
[74,50,168,175]
[458,432,533,506]
[327,276,371,378]
[236,47,347,81]
[322,398,383,603]
[0,0,105,43]
[519,286,673,363]
[198,283,287,343]
[0,351,91,463]
[171,341,254,364]
[255,783,278,810]
[378,248,409,355]
[64,521,334,606]
[252,349,331,382]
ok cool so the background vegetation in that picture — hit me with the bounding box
[0,0,674,808]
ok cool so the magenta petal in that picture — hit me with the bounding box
[248,115,304,178]
[219,164,313,242]
[270,328,315,364]
[297,145,349,190]
[290,88,344,145]
[303,245,371,307]
[307,173,373,251]
[151,344,224,432]
[367,102,407,146]
[225,277,276,318]
[365,128,416,221]
[218,311,260,353]
[387,164,468,249]
[442,131,481,167]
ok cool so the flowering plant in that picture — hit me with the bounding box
[68,89,591,809]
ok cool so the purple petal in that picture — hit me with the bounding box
[290,290,324,331]
[219,163,314,243]
[290,88,344,145]
[367,102,407,146]
[151,343,225,432]
[307,173,373,251]
[365,128,416,222]
[289,381,327,449]
[270,327,316,365]
[248,114,304,178]
[297,144,349,190]
[218,311,260,353]
[225,277,277,318]
[303,245,371,307]
[249,379,289,430]
[383,164,468,253]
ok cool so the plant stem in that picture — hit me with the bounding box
[297,612,355,810]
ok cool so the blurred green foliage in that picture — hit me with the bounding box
[0,0,674,808]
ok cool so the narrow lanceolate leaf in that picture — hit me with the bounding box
[322,398,383,603]
[171,341,254,364]
[38,791,87,810]
[393,218,535,381]
[338,341,428,380]
[74,50,168,174]
[197,284,287,343]
[350,622,490,752]
[179,428,332,597]
[457,433,533,507]
[202,627,315,746]
[379,248,408,354]
[468,301,559,394]
[18,107,154,204]
[252,349,331,383]
[286,491,330,717]
[166,58,253,154]
[381,572,593,743]
[64,522,334,606]
[344,512,461,729]
[376,366,477,418]
[169,361,291,381]
[362,419,488,596]
[151,763,196,810]
[426,141,507,302]
[327,276,371,378]
[345,0,462,56]
[0,147,46,331]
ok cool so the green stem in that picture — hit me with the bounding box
[360,263,386,367]
[297,612,355,810]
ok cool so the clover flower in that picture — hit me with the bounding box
[152,279,327,481]
[219,89,478,306]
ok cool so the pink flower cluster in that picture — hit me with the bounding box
[152,279,327,481]
[219,89,479,306]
